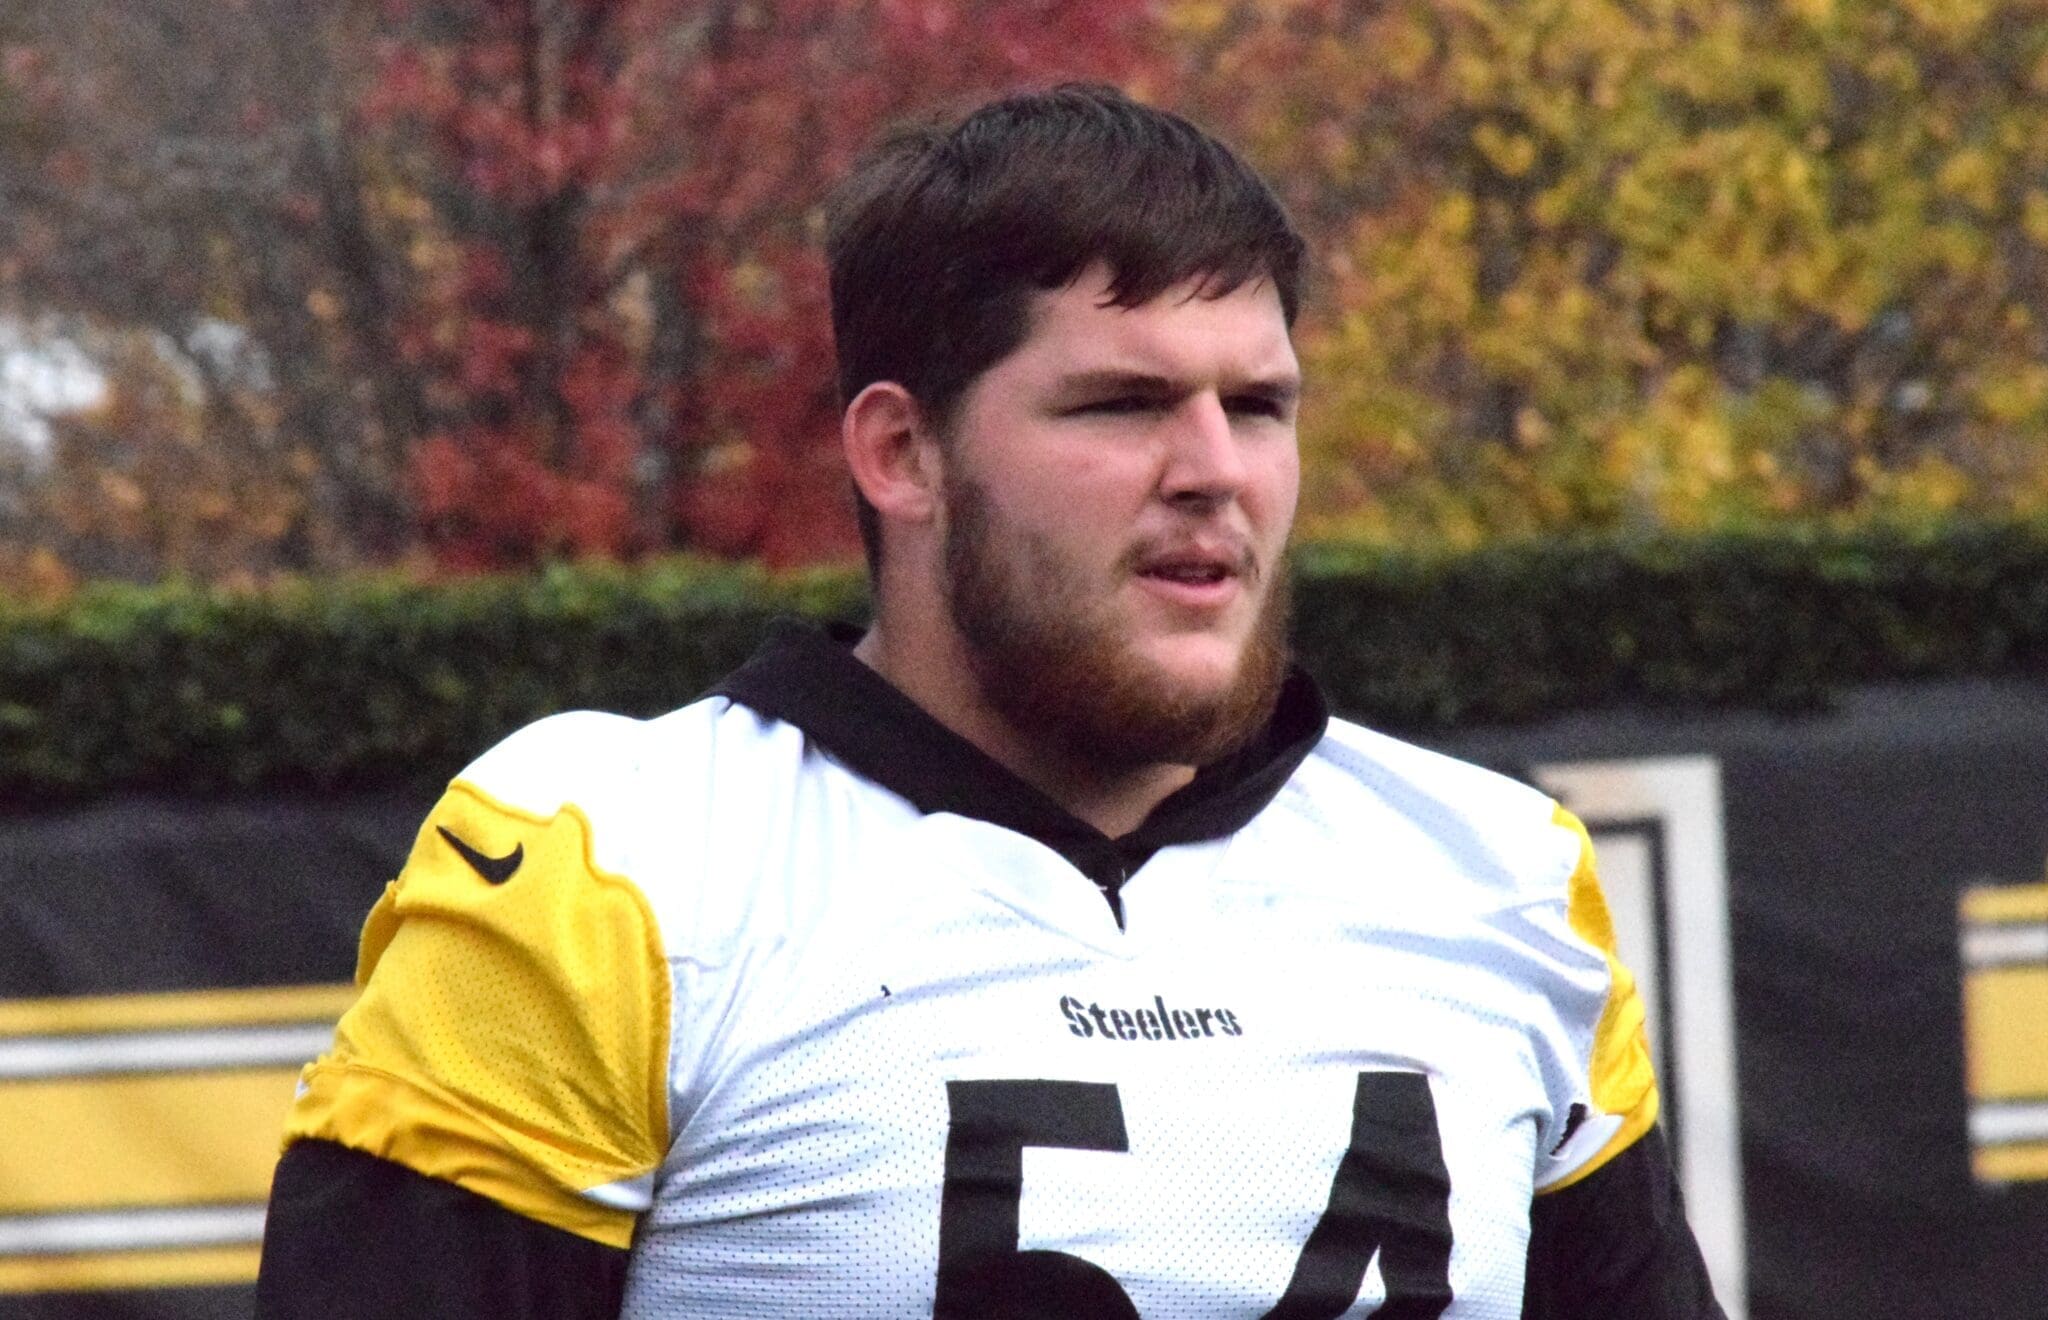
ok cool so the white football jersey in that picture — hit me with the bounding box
[285,623,1657,1319]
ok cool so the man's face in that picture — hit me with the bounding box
[936,264,1302,770]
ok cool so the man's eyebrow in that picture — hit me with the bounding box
[1053,369,1181,397]
[1053,369,1302,402]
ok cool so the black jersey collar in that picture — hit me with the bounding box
[710,618,1328,888]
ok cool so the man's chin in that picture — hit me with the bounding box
[1124,635,1253,702]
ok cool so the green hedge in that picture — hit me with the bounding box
[6,523,2048,801]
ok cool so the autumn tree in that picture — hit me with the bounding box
[0,1,427,582]
[32,0,2048,580]
[367,0,1167,568]
[1181,0,2048,545]
[18,330,331,585]
[0,1,1165,584]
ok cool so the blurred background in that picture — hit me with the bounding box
[3,2,2048,1318]
[7,0,2048,587]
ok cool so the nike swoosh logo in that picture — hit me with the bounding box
[436,826,524,884]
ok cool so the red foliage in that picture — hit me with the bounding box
[378,0,1167,569]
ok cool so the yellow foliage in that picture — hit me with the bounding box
[1177,0,2048,544]
[1471,123,1538,178]
[1980,365,2048,426]
[1938,149,2001,213]
[1,327,334,591]
[2022,191,2048,245]
[1901,0,1992,41]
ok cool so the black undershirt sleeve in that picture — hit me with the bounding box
[1521,1125,1728,1320]
[255,1138,630,1320]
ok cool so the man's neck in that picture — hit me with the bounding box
[852,621,1195,839]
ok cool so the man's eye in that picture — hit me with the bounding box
[1226,396,1289,420]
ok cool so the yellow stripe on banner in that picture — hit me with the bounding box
[0,984,357,1039]
[1973,1141,2048,1183]
[0,1069,301,1214]
[0,1244,262,1294]
[1960,883,2048,927]
[1962,966,2048,1101]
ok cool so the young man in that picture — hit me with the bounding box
[258,86,1725,1318]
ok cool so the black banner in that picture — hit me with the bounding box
[1435,676,2048,1320]
[0,792,422,1317]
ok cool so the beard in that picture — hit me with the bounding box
[942,473,1291,775]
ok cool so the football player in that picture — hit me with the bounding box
[258,84,1726,1318]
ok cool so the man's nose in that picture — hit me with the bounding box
[1160,392,1249,508]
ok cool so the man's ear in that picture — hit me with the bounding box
[843,381,941,529]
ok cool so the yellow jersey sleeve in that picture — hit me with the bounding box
[1536,803,1661,1193]
[283,775,672,1248]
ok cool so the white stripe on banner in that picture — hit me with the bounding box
[1970,1102,2048,1146]
[0,1204,267,1256]
[0,1024,335,1081]
[1961,924,2048,969]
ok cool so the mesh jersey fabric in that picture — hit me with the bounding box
[282,635,1658,1318]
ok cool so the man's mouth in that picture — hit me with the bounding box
[1140,560,1234,586]
[1132,542,1254,605]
